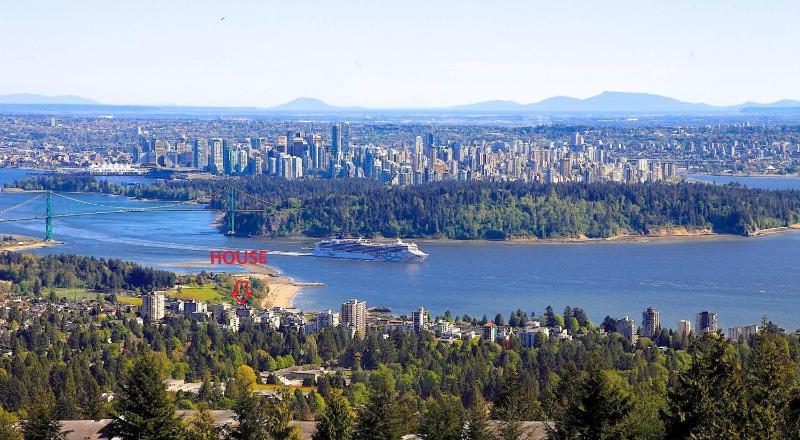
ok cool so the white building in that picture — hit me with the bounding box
[261,310,282,329]
[678,320,692,346]
[727,325,760,341]
[316,310,340,329]
[412,307,426,333]
[141,291,165,321]
[619,316,638,344]
[341,299,366,332]
[523,326,550,348]
[223,311,239,331]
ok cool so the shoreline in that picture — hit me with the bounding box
[264,226,800,246]
[0,235,61,252]
[689,172,800,179]
[748,224,800,237]
[163,260,308,309]
[237,264,307,309]
[416,228,722,245]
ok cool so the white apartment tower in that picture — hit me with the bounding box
[141,291,165,321]
[341,299,366,332]
[412,307,427,333]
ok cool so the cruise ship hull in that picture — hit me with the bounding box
[314,249,427,263]
[313,238,428,263]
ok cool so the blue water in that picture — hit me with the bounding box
[689,173,800,190]
[94,175,161,185]
[1,168,799,330]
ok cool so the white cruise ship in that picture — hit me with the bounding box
[313,238,428,262]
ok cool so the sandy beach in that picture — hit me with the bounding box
[163,259,307,308]
[748,224,800,237]
[237,263,303,309]
[0,235,60,252]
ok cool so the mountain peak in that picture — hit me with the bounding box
[530,91,713,112]
[0,93,99,105]
[273,97,335,111]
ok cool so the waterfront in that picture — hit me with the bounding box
[688,173,800,190]
[1,168,800,330]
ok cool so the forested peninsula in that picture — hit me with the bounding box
[8,174,800,240]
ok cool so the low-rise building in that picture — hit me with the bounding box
[522,326,549,347]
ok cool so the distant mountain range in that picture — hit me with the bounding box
[0,93,99,105]
[1,91,799,113]
[450,92,719,113]
[272,97,364,112]
[272,92,800,113]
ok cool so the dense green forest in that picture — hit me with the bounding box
[9,174,800,239]
[0,294,799,438]
[0,253,178,294]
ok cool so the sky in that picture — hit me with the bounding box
[1,0,799,108]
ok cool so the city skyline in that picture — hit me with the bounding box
[2,1,799,107]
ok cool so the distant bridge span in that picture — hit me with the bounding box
[0,186,270,240]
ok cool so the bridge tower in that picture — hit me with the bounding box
[227,186,236,235]
[45,191,54,241]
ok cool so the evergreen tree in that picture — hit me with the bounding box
[229,390,265,440]
[263,397,302,440]
[742,325,799,439]
[77,375,105,420]
[662,334,747,438]
[197,371,214,403]
[354,366,405,440]
[313,389,355,440]
[54,371,79,420]
[99,356,184,440]
[493,368,543,423]
[20,394,67,440]
[462,401,490,440]
[419,394,465,440]
[788,391,800,438]
[551,355,632,440]
[185,405,220,440]
[500,419,522,440]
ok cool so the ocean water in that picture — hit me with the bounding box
[1,168,799,330]
[688,173,800,190]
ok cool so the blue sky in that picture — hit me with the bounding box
[1,0,798,107]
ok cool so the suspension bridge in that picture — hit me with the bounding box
[0,186,273,240]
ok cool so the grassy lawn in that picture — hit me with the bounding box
[52,288,97,300]
[167,285,225,302]
[254,384,316,393]
[118,296,142,306]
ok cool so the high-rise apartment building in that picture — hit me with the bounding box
[619,316,638,344]
[331,124,342,159]
[193,138,209,170]
[141,291,165,321]
[696,311,718,334]
[341,122,350,152]
[642,307,661,338]
[412,307,426,333]
[209,138,224,173]
[340,299,366,331]
[425,132,434,149]
[678,320,692,347]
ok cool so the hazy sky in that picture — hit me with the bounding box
[1,0,798,107]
